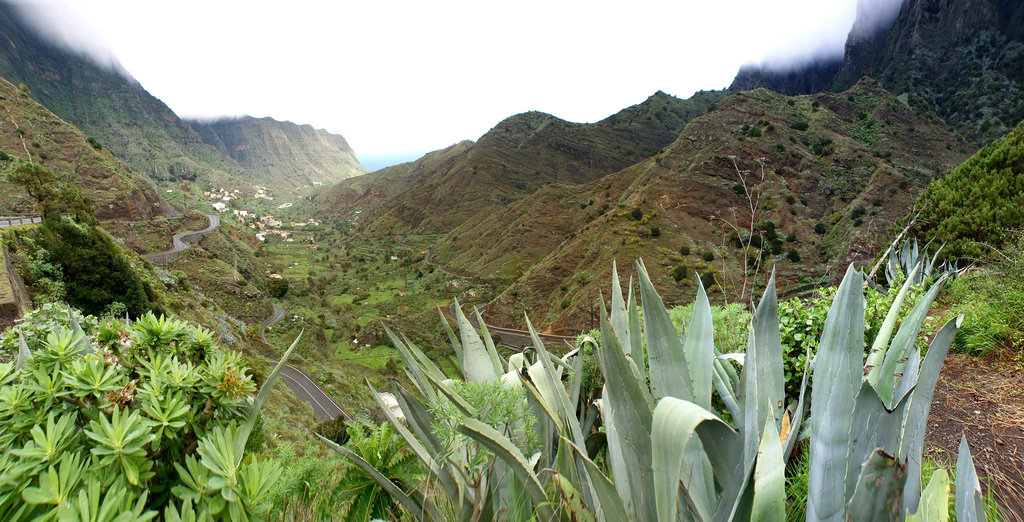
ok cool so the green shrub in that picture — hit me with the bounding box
[0,307,283,519]
[701,251,714,262]
[649,226,660,237]
[630,207,643,220]
[672,264,689,282]
[269,276,289,298]
[786,249,801,262]
[789,121,809,131]
[814,223,826,234]
[679,245,690,256]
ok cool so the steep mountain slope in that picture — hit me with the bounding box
[320,90,726,234]
[0,2,243,185]
[0,75,171,220]
[188,116,366,190]
[731,0,1024,144]
[310,140,473,217]
[448,79,969,332]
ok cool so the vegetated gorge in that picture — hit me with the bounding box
[0,0,1022,520]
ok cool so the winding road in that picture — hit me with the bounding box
[0,216,42,227]
[261,303,353,422]
[143,214,220,264]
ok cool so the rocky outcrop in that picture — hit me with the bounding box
[731,0,1024,144]
[188,116,366,190]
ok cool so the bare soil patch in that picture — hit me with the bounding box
[926,352,1024,520]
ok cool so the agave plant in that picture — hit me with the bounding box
[885,238,958,287]
[329,259,988,521]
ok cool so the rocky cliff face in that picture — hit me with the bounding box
[188,116,366,190]
[731,0,1024,144]
[0,2,243,185]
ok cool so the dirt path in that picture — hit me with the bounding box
[926,353,1024,520]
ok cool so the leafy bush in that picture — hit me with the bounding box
[789,120,809,131]
[672,264,689,282]
[630,207,643,220]
[679,245,690,256]
[0,306,292,519]
[268,276,289,298]
[776,277,925,397]
[701,251,714,262]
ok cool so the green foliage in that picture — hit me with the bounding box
[672,264,689,282]
[701,251,714,262]
[786,249,801,262]
[669,301,751,354]
[913,120,1024,260]
[679,245,690,256]
[630,207,643,220]
[31,219,151,317]
[334,420,421,521]
[789,120,809,131]
[943,235,1024,357]
[649,226,660,237]
[814,223,826,234]
[0,306,282,520]
[776,277,924,397]
[268,276,289,299]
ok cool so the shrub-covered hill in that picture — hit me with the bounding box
[444,78,970,333]
[307,90,727,235]
[909,119,1024,260]
[0,76,171,221]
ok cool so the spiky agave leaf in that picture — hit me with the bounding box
[955,435,987,522]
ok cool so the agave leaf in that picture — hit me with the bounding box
[807,265,865,522]
[751,418,785,522]
[475,308,506,374]
[652,397,744,522]
[899,316,961,510]
[628,279,644,376]
[385,325,437,402]
[712,355,742,427]
[906,469,949,522]
[457,418,555,522]
[598,303,656,520]
[682,274,715,410]
[235,331,302,466]
[16,326,32,369]
[367,380,461,502]
[876,276,947,405]
[610,260,631,352]
[555,437,626,522]
[636,259,696,404]
[741,272,785,476]
[955,435,987,522]
[865,260,922,386]
[400,331,448,382]
[392,382,443,456]
[844,450,908,521]
[316,433,439,520]
[438,305,463,368]
[452,298,500,382]
[844,382,910,501]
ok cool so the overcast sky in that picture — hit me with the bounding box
[16,0,900,164]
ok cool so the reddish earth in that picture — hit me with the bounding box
[926,352,1024,521]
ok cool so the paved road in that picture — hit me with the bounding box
[0,216,42,227]
[277,363,353,422]
[261,303,353,422]
[259,304,288,343]
[143,214,220,264]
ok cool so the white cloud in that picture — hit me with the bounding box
[13,0,900,156]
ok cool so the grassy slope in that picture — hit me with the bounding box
[467,78,971,332]
[0,76,171,220]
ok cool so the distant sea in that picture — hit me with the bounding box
[358,151,429,172]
